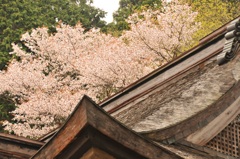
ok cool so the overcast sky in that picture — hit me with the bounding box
[92,0,120,23]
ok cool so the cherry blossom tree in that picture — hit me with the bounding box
[0,23,157,138]
[123,0,200,64]
[0,0,199,139]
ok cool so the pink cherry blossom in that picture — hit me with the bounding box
[1,23,157,138]
[123,0,200,63]
[0,0,199,138]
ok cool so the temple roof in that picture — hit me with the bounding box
[31,96,181,159]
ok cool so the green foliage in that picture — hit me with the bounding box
[0,92,16,132]
[103,0,162,36]
[0,0,106,69]
[181,0,240,43]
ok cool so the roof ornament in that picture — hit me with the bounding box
[217,18,240,65]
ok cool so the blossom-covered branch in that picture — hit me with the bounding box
[0,23,157,138]
[123,0,200,64]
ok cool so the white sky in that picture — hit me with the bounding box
[92,0,120,23]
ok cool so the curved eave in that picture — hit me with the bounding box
[141,79,240,143]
